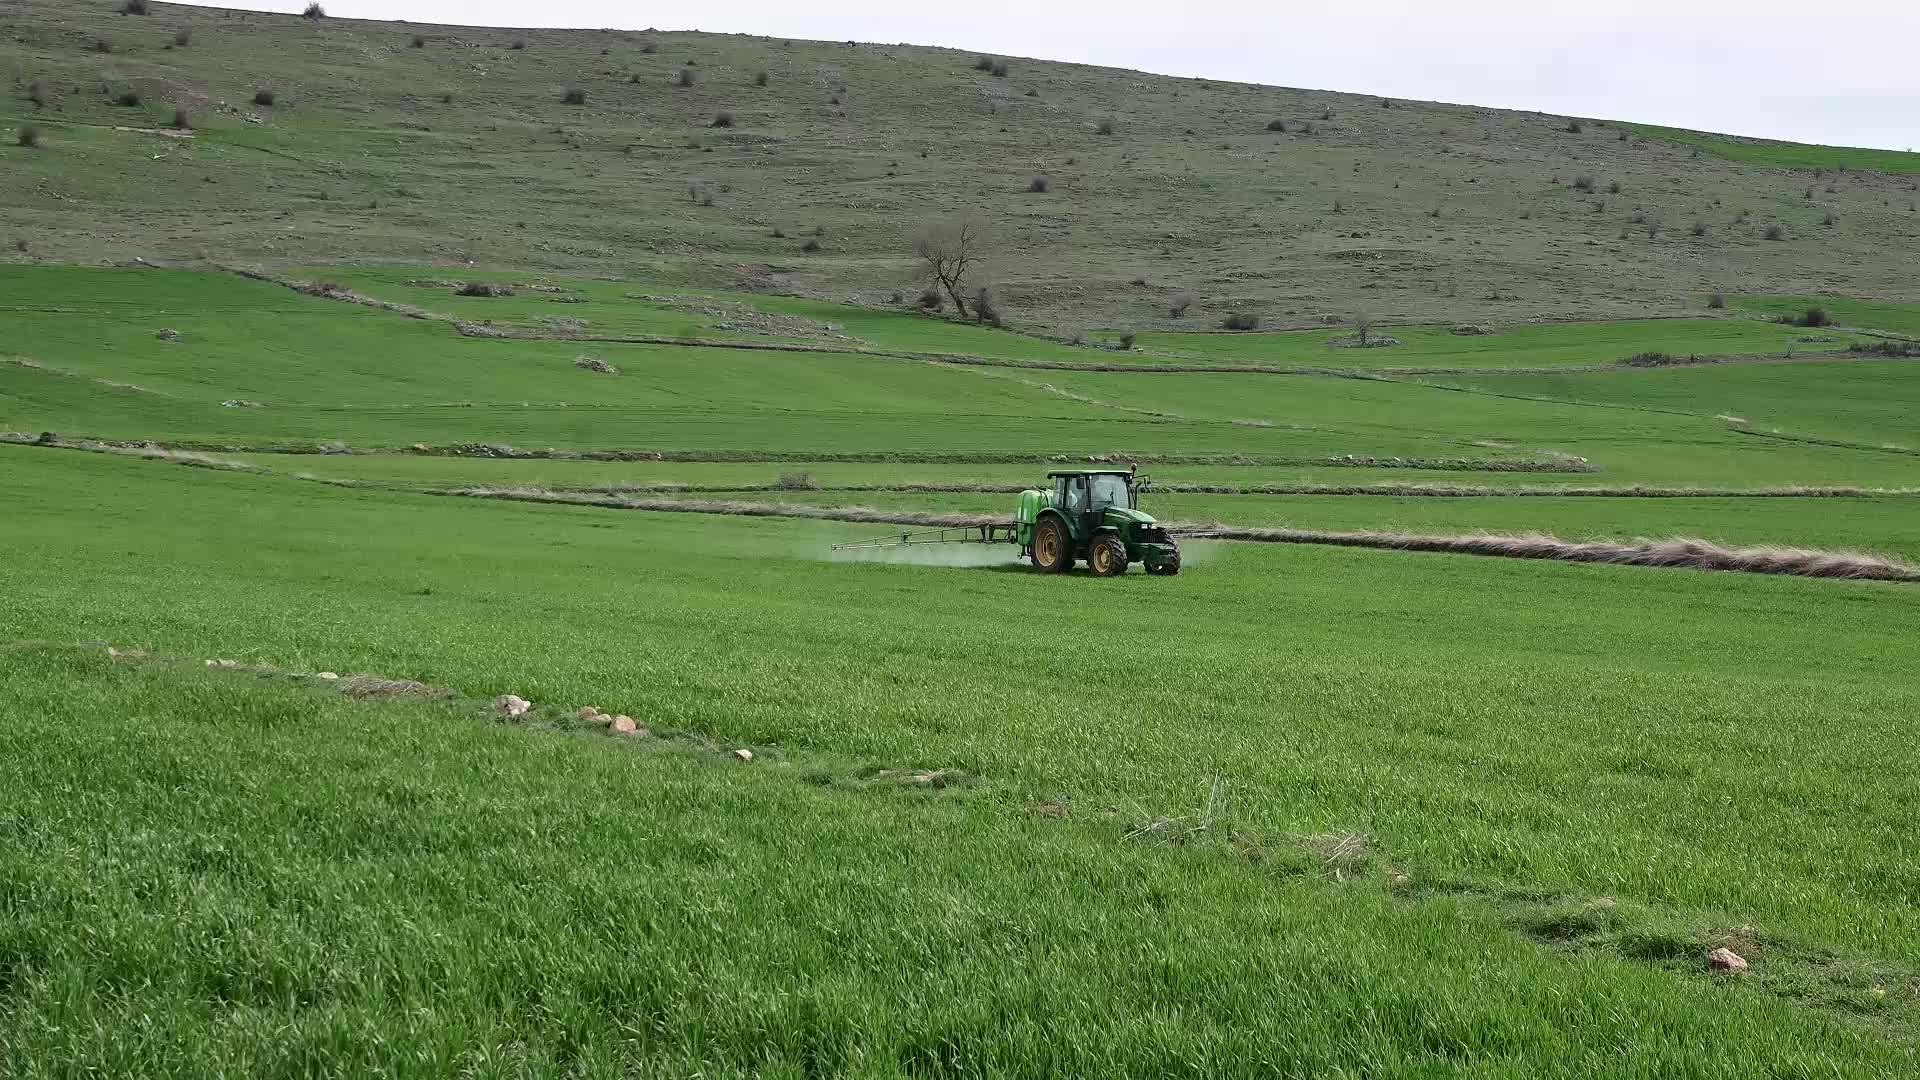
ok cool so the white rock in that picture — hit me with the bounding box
[732,748,754,762]
[496,694,532,718]
[610,715,638,735]
[316,672,339,680]
[578,705,602,720]
[1708,947,1748,972]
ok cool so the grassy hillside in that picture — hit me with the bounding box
[6,0,1920,334]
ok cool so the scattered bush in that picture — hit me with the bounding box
[1707,292,1727,309]
[16,125,40,148]
[253,89,275,107]
[455,282,514,297]
[173,27,192,46]
[114,90,141,107]
[440,92,453,103]
[1571,175,1595,192]
[1026,175,1050,193]
[916,288,943,311]
[640,40,658,54]
[562,87,587,105]
[1822,212,1837,226]
[1266,118,1286,132]
[27,80,46,108]
[1620,351,1680,367]
[1787,306,1831,328]
[711,111,735,128]
[1221,312,1260,331]
[1565,119,1582,133]
[1117,332,1136,350]
[1691,221,1709,237]
[510,36,528,50]
[1168,293,1194,318]
[302,2,325,18]
[801,238,823,253]
[1024,88,1038,97]
[753,71,768,87]
[973,56,994,71]
[972,286,1003,326]
[775,470,819,490]
[1607,181,1622,195]
[1096,119,1114,136]
[770,227,786,238]
[122,0,149,13]
[990,61,1008,78]
[1846,340,1920,358]
[410,34,426,48]
[1764,224,1785,240]
[94,39,113,54]
[676,67,696,88]
[171,107,191,129]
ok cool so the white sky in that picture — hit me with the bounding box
[182,1,1918,151]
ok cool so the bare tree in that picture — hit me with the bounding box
[913,216,988,317]
[1353,311,1375,347]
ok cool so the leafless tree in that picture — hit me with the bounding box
[913,216,988,317]
[1353,311,1375,347]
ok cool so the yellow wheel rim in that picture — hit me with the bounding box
[1038,531,1059,564]
[1092,545,1111,572]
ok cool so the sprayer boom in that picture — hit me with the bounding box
[830,523,1020,552]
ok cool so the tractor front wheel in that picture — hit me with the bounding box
[1088,534,1129,577]
[1033,516,1073,573]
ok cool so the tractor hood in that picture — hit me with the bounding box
[1102,506,1157,528]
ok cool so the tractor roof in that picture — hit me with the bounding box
[1046,469,1134,478]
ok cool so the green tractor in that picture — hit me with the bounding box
[830,466,1181,575]
[1015,469,1181,575]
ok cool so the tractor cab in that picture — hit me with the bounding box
[1016,467,1181,576]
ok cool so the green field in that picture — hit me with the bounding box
[7,3,1920,1076]
[1625,123,1920,175]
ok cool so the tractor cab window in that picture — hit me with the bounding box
[1060,476,1088,515]
[1088,473,1133,510]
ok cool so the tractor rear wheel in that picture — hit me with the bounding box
[1088,534,1129,577]
[1149,543,1182,576]
[1033,516,1073,573]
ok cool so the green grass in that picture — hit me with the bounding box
[5,446,1920,1074]
[1730,294,1920,338]
[1626,123,1920,175]
[1107,318,1854,368]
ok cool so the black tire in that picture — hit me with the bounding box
[1149,543,1182,576]
[1032,515,1073,573]
[1088,533,1129,577]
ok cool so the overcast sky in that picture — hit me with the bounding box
[185,1,1918,151]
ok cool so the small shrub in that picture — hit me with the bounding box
[973,55,995,71]
[640,40,658,54]
[510,36,528,50]
[173,27,192,46]
[562,87,586,105]
[1621,351,1678,367]
[770,227,786,238]
[440,92,453,103]
[990,61,1008,78]
[1822,212,1837,227]
[27,81,47,107]
[122,0,149,13]
[1846,340,1920,358]
[1027,175,1050,193]
[1571,175,1595,193]
[1799,306,1832,327]
[1117,332,1136,350]
[1691,221,1708,237]
[972,286,1002,326]
[754,71,768,87]
[1607,180,1621,194]
[171,107,191,129]
[410,34,425,48]
[676,67,696,88]
[888,291,904,304]
[16,125,39,148]
[253,89,275,107]
[1129,277,1146,287]
[1764,224,1785,240]
[1707,292,1727,309]
[1096,119,1114,136]
[302,2,325,19]
[801,238,823,253]
[1266,118,1286,132]
[711,111,734,128]
[114,90,141,107]
[94,39,113,54]
[1168,293,1194,318]
[1221,312,1259,331]
[455,282,514,297]
[775,470,819,490]
[1024,88,1038,98]
[916,288,943,311]
[1565,119,1583,133]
